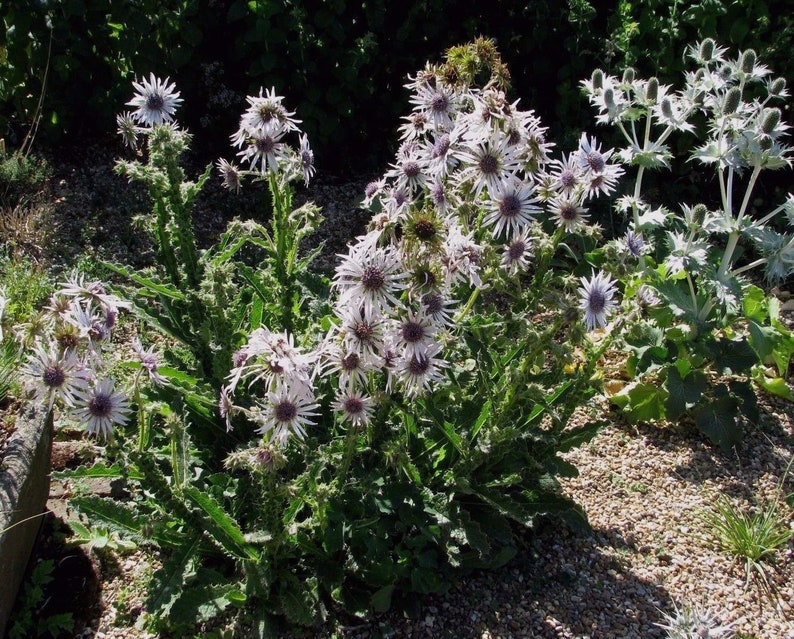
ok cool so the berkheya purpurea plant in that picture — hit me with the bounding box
[582,39,794,451]
[26,41,629,634]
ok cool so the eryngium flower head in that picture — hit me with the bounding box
[126,74,183,126]
[578,271,618,331]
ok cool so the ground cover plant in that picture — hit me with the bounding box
[10,37,794,637]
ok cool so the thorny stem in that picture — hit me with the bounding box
[134,370,149,453]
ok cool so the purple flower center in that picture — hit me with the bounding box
[479,153,498,175]
[500,194,522,218]
[586,151,605,173]
[274,400,298,423]
[42,366,66,388]
[508,240,527,261]
[88,393,113,419]
[560,169,576,188]
[255,135,276,154]
[146,94,165,111]
[341,353,360,371]
[423,293,443,315]
[343,397,364,415]
[588,290,606,314]
[353,322,375,342]
[407,355,430,375]
[364,181,380,199]
[361,266,385,292]
[431,181,446,205]
[401,321,425,343]
[560,202,579,221]
[432,135,450,159]
[431,92,449,113]
[403,161,420,179]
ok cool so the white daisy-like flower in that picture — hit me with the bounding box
[550,196,590,233]
[131,338,166,386]
[578,271,618,331]
[441,224,484,289]
[409,81,459,132]
[577,133,616,176]
[335,305,386,357]
[483,178,540,238]
[333,390,375,428]
[547,152,585,199]
[420,291,456,328]
[397,342,448,398]
[237,126,288,175]
[322,344,379,392]
[255,389,319,446]
[126,74,183,126]
[71,377,131,439]
[21,344,91,410]
[500,227,534,276]
[386,147,428,194]
[456,133,522,198]
[299,133,315,186]
[216,158,242,192]
[239,87,301,136]
[421,131,460,178]
[334,240,410,320]
[392,311,437,360]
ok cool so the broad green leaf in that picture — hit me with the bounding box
[665,366,706,421]
[620,382,667,422]
[709,337,758,374]
[743,285,769,323]
[752,368,794,402]
[692,395,742,452]
[371,585,394,613]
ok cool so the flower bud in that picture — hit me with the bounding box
[740,49,757,74]
[723,86,742,115]
[770,77,786,96]
[692,204,707,227]
[591,69,604,90]
[660,97,674,120]
[646,77,659,102]
[699,38,715,61]
[622,67,635,84]
[761,108,781,134]
[604,87,616,109]
[759,136,773,151]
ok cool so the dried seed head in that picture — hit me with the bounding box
[723,86,742,115]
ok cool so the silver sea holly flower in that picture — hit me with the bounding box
[126,73,183,126]
[578,271,618,331]
[72,378,132,439]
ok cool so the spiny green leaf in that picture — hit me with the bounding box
[70,496,149,544]
[182,486,259,561]
[53,462,143,482]
[146,532,202,618]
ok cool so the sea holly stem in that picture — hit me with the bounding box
[718,165,763,279]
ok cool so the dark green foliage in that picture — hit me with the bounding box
[0,0,610,170]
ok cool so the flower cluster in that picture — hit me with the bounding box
[582,39,794,287]
[19,272,134,438]
[217,88,315,189]
[223,64,624,448]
